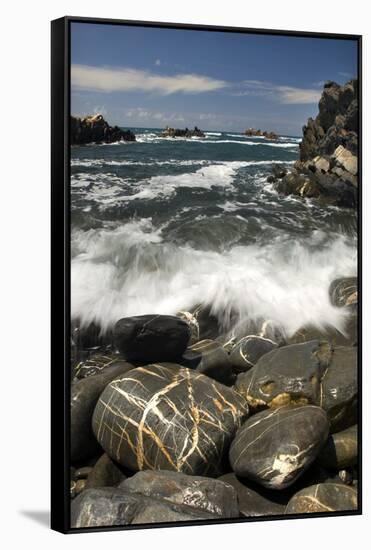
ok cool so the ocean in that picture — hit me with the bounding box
[70,128,357,339]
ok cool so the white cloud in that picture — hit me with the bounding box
[155,59,161,66]
[71,64,227,95]
[235,80,321,104]
[124,107,185,123]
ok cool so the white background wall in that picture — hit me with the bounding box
[1,0,369,546]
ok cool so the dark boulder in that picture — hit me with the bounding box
[181,339,234,385]
[285,483,358,514]
[288,315,357,348]
[71,487,218,527]
[74,353,133,380]
[318,425,357,470]
[92,363,249,476]
[229,405,329,489]
[218,473,287,517]
[85,453,126,489]
[71,362,135,461]
[71,114,136,145]
[229,335,278,375]
[119,470,239,518]
[113,315,191,362]
[320,346,358,432]
[235,340,332,411]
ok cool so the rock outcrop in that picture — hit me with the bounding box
[161,126,205,138]
[71,114,136,145]
[269,80,358,207]
[244,128,278,140]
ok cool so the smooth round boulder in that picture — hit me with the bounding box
[229,335,278,374]
[71,362,135,461]
[181,339,234,385]
[229,405,329,489]
[113,315,191,362]
[329,277,357,308]
[235,340,332,410]
[92,363,249,476]
[71,487,218,528]
[218,473,287,517]
[119,470,239,518]
[320,346,358,432]
[318,424,357,470]
[285,483,358,514]
[85,453,126,489]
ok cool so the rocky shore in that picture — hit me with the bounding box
[161,125,205,138]
[268,80,358,207]
[70,276,358,527]
[244,128,278,140]
[71,114,136,145]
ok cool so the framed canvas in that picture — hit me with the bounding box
[51,16,362,533]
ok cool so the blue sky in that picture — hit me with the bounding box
[71,22,357,135]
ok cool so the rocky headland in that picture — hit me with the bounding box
[161,125,205,138]
[245,128,278,140]
[268,80,358,207]
[71,113,136,145]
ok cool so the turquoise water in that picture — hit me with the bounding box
[70,128,357,337]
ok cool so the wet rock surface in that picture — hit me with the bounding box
[85,453,127,489]
[318,425,357,470]
[329,277,358,308]
[285,483,358,514]
[229,336,278,375]
[113,315,191,362]
[92,363,249,476]
[119,470,239,517]
[71,362,136,461]
[229,405,329,489]
[235,340,332,410]
[181,339,234,385]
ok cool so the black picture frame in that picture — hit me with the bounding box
[51,16,362,534]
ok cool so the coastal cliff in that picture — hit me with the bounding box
[269,80,358,207]
[71,114,136,145]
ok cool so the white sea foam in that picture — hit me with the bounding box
[71,221,357,336]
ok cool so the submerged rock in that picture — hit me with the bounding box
[320,346,358,432]
[71,487,218,527]
[71,114,136,145]
[235,340,332,410]
[92,363,249,476]
[113,315,191,362]
[229,335,278,375]
[71,362,135,462]
[318,425,357,470]
[329,277,358,308]
[119,470,239,517]
[285,483,358,514]
[229,405,329,489]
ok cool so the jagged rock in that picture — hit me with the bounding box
[92,363,249,476]
[333,145,358,176]
[113,315,191,362]
[285,483,357,514]
[244,128,278,140]
[119,470,239,518]
[71,488,218,527]
[318,425,357,470]
[71,114,136,145]
[229,405,329,489]
[161,126,205,138]
[234,340,332,411]
[71,362,135,461]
